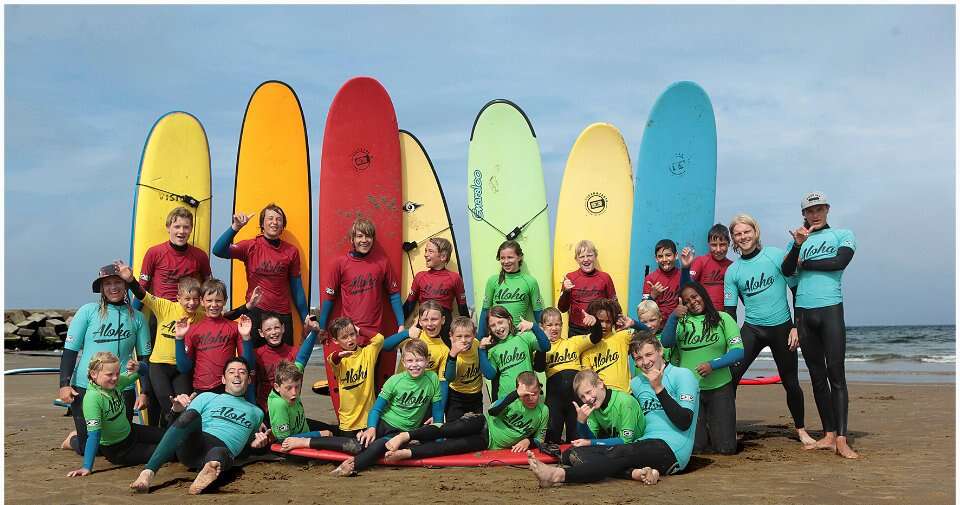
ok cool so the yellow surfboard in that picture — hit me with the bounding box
[130,111,212,425]
[400,130,463,326]
[553,123,633,333]
[231,81,312,345]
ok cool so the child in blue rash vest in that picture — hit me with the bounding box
[478,305,551,400]
[330,339,445,476]
[477,240,545,339]
[724,213,815,447]
[781,192,859,459]
[526,332,699,487]
[67,353,165,477]
[129,357,269,495]
[59,263,152,456]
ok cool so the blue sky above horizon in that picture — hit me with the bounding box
[4,4,956,326]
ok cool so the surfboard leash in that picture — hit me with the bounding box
[136,183,211,209]
[466,205,548,242]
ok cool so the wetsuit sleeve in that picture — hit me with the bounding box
[127,280,147,301]
[657,389,694,430]
[389,293,404,328]
[317,300,333,331]
[222,303,251,321]
[781,242,801,276]
[709,314,744,370]
[479,348,496,379]
[557,287,571,313]
[680,267,691,288]
[457,303,470,318]
[402,297,417,320]
[382,330,410,351]
[135,312,152,358]
[533,310,544,328]
[577,421,596,439]
[800,247,854,271]
[531,324,550,352]
[60,348,79,387]
[723,265,739,319]
[724,306,738,321]
[366,397,388,428]
[295,331,317,367]
[81,430,101,471]
[660,314,679,347]
[444,355,458,382]
[709,348,744,370]
[175,338,194,374]
[477,308,490,340]
[432,398,445,424]
[532,351,546,373]
[242,339,256,402]
[629,319,651,334]
[289,276,308,320]
[212,226,238,259]
[488,390,519,417]
[589,319,605,344]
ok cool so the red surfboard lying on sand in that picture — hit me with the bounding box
[270,444,564,467]
[739,375,782,385]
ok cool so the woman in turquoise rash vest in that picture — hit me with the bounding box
[129,356,269,495]
[478,240,544,339]
[59,263,152,456]
[781,192,859,459]
[724,213,815,447]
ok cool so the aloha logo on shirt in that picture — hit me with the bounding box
[92,322,134,344]
[395,389,428,408]
[573,286,604,300]
[340,364,369,390]
[495,345,530,372]
[547,347,580,368]
[742,272,776,297]
[637,390,662,414]
[590,349,620,373]
[255,259,288,276]
[420,284,453,299]
[192,330,236,352]
[458,363,481,385]
[210,405,255,429]
[347,273,377,296]
[494,287,527,304]
[676,320,720,351]
[502,409,534,433]
[801,241,837,261]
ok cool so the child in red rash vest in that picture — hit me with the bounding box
[138,207,212,302]
[403,237,469,336]
[558,240,617,337]
[642,239,690,322]
[174,279,254,396]
[251,313,319,416]
[686,224,733,311]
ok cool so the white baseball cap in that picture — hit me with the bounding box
[801,191,829,210]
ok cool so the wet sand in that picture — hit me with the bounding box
[4,353,954,504]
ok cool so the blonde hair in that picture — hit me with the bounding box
[166,207,195,228]
[729,213,761,254]
[636,300,662,322]
[540,307,562,324]
[177,276,202,297]
[574,240,602,271]
[573,369,601,392]
[401,339,429,360]
[349,217,377,241]
[201,278,227,299]
[428,237,452,263]
[87,351,120,380]
[449,316,476,336]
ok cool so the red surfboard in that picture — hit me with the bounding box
[739,375,782,385]
[270,444,565,467]
[318,77,403,416]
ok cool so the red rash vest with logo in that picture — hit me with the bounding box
[184,317,243,391]
[689,255,732,311]
[557,269,617,327]
[324,248,401,342]
[139,243,212,301]
[228,236,301,314]
[642,267,682,321]
[254,343,296,411]
[407,269,467,312]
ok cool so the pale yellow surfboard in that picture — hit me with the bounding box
[552,123,633,333]
[400,129,464,331]
[231,81,311,345]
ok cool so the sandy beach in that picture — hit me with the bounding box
[4,352,954,504]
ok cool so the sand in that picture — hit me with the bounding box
[3,353,954,504]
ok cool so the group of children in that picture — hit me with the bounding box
[57,189,858,494]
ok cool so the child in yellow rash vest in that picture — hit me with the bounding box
[580,298,650,393]
[441,316,483,422]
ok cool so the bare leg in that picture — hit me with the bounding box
[629,467,661,485]
[803,431,837,451]
[835,436,859,459]
[527,451,564,488]
[188,461,221,495]
[385,432,410,452]
[330,457,355,477]
[61,430,77,450]
[280,437,310,452]
[129,469,155,493]
[796,428,817,446]
[383,449,413,462]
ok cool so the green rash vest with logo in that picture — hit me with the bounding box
[378,371,442,431]
[674,312,743,391]
[267,362,308,440]
[488,331,540,399]
[482,271,544,324]
[586,388,646,444]
[485,397,549,449]
[82,372,140,445]
[188,392,264,456]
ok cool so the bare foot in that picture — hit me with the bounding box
[280,437,309,452]
[330,458,355,477]
[835,437,860,459]
[803,432,837,451]
[189,461,221,495]
[527,451,563,488]
[384,449,412,462]
[796,428,817,446]
[385,432,410,452]
[630,467,661,485]
[129,469,155,493]
[61,430,77,450]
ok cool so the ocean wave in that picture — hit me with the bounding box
[751,354,955,363]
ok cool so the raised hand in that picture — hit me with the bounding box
[673,300,688,318]
[115,260,135,283]
[787,327,800,352]
[647,281,667,299]
[680,247,695,268]
[642,362,666,393]
[788,225,813,246]
[517,320,534,333]
[407,325,421,339]
[580,309,597,328]
[170,392,196,413]
[231,212,252,231]
[562,276,575,292]
[616,315,634,331]
[247,286,263,309]
[126,359,140,373]
[304,315,321,334]
[450,338,471,357]
[174,316,191,340]
[573,400,596,424]
[237,314,253,340]
[479,336,494,349]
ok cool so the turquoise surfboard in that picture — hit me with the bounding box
[628,81,717,318]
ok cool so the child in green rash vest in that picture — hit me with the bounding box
[331,339,446,476]
[478,240,544,339]
[67,352,166,477]
[129,357,269,495]
[478,305,551,400]
[661,281,743,455]
[382,371,549,462]
[568,369,645,448]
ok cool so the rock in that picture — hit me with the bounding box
[4,322,17,334]
[38,327,58,338]
[16,328,36,337]
[46,319,68,333]
[6,310,26,324]
[43,336,62,347]
[26,313,47,323]
[15,320,38,330]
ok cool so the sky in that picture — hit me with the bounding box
[3,4,956,326]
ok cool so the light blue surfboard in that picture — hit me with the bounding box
[627,81,717,318]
